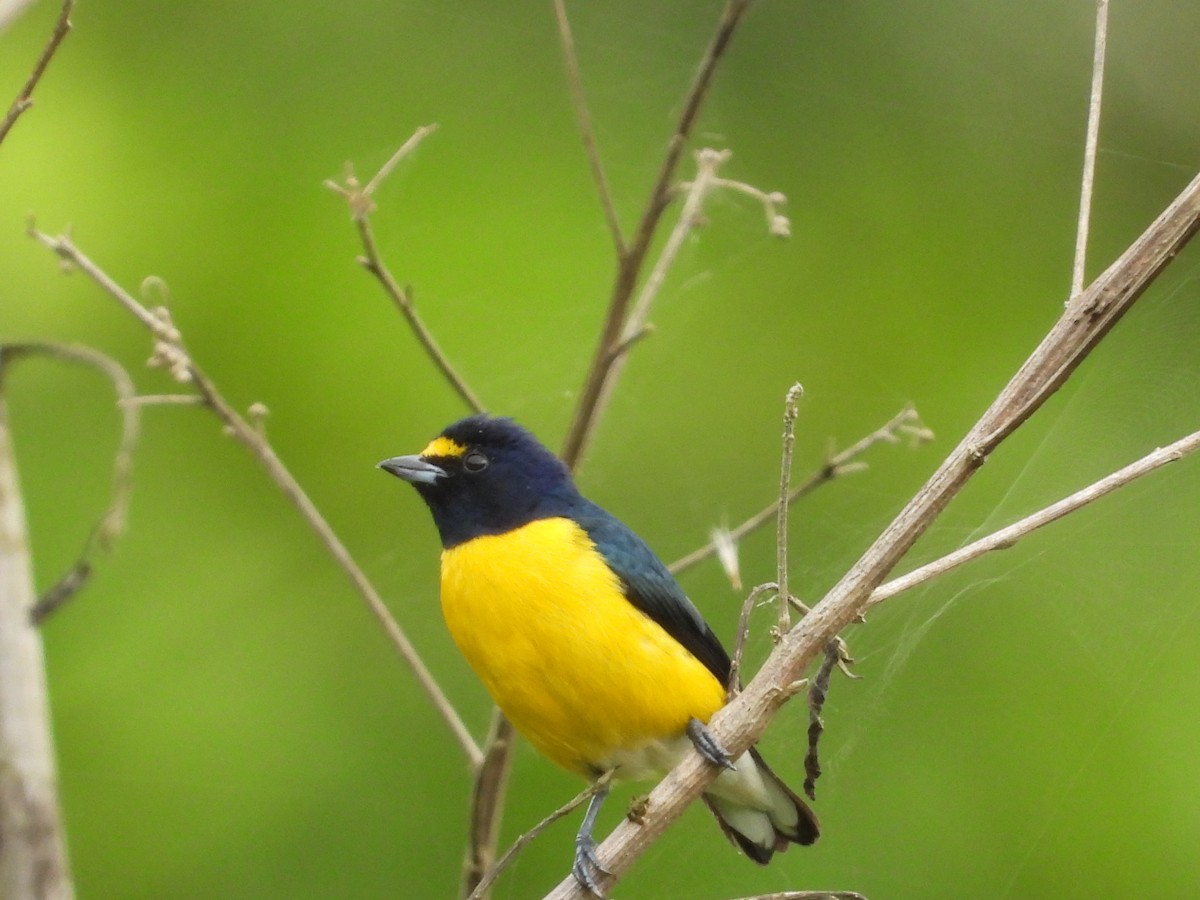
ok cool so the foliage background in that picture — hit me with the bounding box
[2,1,1199,897]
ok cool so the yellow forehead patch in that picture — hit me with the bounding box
[421,436,467,459]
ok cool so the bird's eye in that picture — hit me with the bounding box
[463,451,489,473]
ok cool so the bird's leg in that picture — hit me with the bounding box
[686,717,736,770]
[572,782,612,896]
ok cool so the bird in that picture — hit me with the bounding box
[378,414,818,892]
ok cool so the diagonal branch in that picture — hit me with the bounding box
[325,126,486,415]
[0,0,74,150]
[544,166,1200,897]
[869,426,1200,608]
[28,228,484,770]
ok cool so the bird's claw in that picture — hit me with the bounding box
[572,834,610,897]
[686,717,736,770]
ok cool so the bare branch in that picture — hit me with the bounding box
[552,0,624,256]
[730,892,868,900]
[325,127,487,415]
[0,342,139,623]
[543,166,1200,898]
[28,229,485,769]
[775,384,804,633]
[561,0,755,468]
[1071,0,1109,298]
[0,0,73,149]
[869,426,1200,608]
[668,405,930,576]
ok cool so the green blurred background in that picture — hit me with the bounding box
[3,1,1199,897]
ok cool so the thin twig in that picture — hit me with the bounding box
[729,582,777,696]
[869,426,1200,608]
[120,393,205,407]
[553,0,624,256]
[1071,0,1109,298]
[29,229,484,769]
[544,166,1200,899]
[325,127,486,415]
[466,773,612,900]
[775,384,804,634]
[561,0,755,468]
[668,405,931,576]
[1,342,140,623]
[0,0,74,149]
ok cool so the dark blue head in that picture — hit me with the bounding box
[378,415,582,548]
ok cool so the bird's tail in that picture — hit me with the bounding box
[702,746,819,864]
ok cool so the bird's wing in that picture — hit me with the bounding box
[574,502,732,685]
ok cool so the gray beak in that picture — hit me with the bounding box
[377,454,447,485]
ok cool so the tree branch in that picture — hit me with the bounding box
[325,126,487,415]
[544,166,1200,897]
[560,0,755,468]
[869,426,1200,608]
[28,228,485,770]
[0,0,73,150]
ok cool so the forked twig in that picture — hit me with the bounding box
[28,228,484,769]
[668,405,931,575]
[325,126,486,415]
[561,0,755,468]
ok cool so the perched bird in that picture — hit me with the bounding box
[379,415,818,891]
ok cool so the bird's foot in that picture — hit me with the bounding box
[571,833,610,897]
[686,717,736,770]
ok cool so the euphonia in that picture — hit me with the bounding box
[379,415,818,891]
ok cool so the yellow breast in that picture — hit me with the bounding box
[440,517,726,776]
